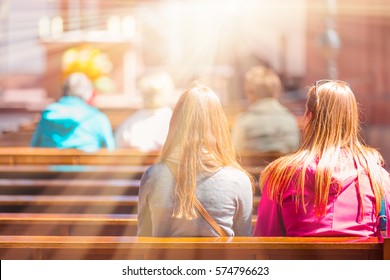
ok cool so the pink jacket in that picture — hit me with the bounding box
[254,159,390,237]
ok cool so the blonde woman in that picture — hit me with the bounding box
[138,84,253,236]
[254,80,390,237]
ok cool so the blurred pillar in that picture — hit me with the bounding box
[318,0,340,79]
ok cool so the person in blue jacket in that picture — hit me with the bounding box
[31,72,115,152]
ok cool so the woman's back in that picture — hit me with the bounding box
[138,162,253,237]
[254,80,390,237]
[138,83,254,237]
[255,152,390,236]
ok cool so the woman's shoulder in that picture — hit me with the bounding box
[207,167,252,195]
[142,162,171,181]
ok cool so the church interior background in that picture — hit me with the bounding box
[0,0,389,164]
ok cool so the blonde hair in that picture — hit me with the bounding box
[245,66,282,101]
[161,83,253,219]
[261,81,384,217]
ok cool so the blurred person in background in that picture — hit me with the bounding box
[114,71,174,152]
[231,65,300,154]
[31,72,115,152]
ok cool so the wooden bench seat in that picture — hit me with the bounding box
[0,236,386,260]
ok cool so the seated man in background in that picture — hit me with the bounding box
[31,72,115,152]
[231,66,300,154]
[114,71,174,152]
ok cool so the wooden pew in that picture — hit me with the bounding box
[0,148,272,230]
[0,167,261,214]
[0,147,160,165]
[0,148,284,185]
[0,106,242,147]
[0,195,138,214]
[386,237,390,260]
[0,147,283,170]
[100,108,137,129]
[0,165,147,179]
[0,168,144,214]
[0,213,259,237]
[0,236,385,260]
[0,194,260,214]
[237,150,285,167]
[0,213,138,236]
[0,164,262,182]
[0,178,140,195]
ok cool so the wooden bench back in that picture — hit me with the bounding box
[0,165,260,215]
[0,164,147,179]
[0,148,160,165]
[0,236,386,260]
[0,147,284,168]
[0,147,275,234]
[0,213,259,237]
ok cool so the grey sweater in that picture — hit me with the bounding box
[137,162,253,237]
